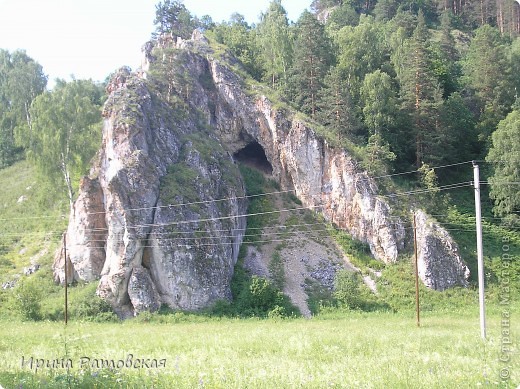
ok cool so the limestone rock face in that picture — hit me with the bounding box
[127,266,161,315]
[204,55,406,263]
[53,32,469,315]
[415,210,470,290]
[55,63,246,317]
[53,176,106,284]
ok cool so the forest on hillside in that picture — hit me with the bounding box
[0,0,519,221]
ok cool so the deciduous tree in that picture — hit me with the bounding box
[360,70,398,137]
[23,80,103,209]
[0,50,46,167]
[153,0,197,40]
[486,109,520,217]
[257,1,293,89]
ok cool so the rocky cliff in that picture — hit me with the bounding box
[53,32,469,316]
[54,61,247,317]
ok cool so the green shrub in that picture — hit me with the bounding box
[239,164,265,196]
[238,164,276,243]
[11,278,42,321]
[69,283,117,322]
[248,276,280,312]
[333,270,361,310]
[269,251,285,290]
[267,305,287,319]
[304,278,334,315]
[226,254,299,318]
[209,299,234,317]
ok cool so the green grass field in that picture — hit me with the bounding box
[0,309,518,388]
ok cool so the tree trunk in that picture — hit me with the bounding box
[497,0,504,34]
[310,55,316,119]
[60,154,75,214]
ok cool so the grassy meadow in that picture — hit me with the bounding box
[0,309,518,388]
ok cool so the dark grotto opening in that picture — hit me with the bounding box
[233,141,273,175]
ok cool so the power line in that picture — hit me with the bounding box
[67,236,333,250]
[0,214,68,221]
[367,160,474,180]
[0,221,334,238]
[480,181,520,185]
[0,182,476,230]
[124,205,322,230]
[380,182,472,199]
[0,160,479,223]
[83,189,299,217]
[79,227,333,244]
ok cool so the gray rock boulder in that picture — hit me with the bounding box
[415,210,470,290]
[127,266,161,316]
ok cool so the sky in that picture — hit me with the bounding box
[0,0,308,87]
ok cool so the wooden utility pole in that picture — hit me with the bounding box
[413,212,420,327]
[63,233,68,325]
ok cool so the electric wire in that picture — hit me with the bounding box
[366,160,474,180]
[2,158,519,242]
[0,160,483,222]
[77,227,333,244]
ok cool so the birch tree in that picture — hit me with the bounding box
[23,79,103,209]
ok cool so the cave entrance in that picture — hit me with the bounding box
[233,141,273,175]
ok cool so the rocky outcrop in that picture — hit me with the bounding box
[54,176,107,284]
[54,61,247,317]
[414,210,470,290]
[53,31,469,315]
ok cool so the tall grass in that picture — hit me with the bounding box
[0,310,517,388]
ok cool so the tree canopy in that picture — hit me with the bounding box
[202,0,520,215]
[21,79,103,208]
[153,0,198,39]
[0,50,46,168]
[486,109,520,217]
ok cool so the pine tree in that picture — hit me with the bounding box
[398,11,443,167]
[374,0,398,22]
[289,11,333,118]
[430,11,461,98]
[318,67,360,141]
[462,25,513,140]
[437,93,478,165]
[364,133,396,175]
